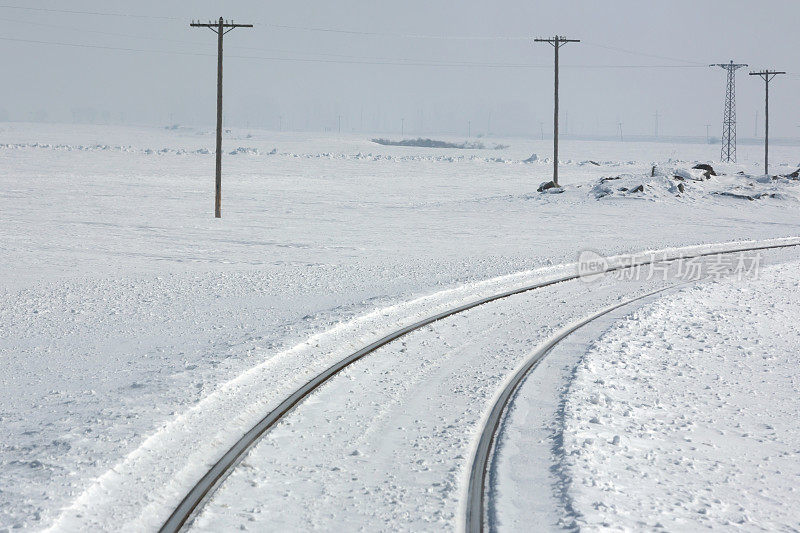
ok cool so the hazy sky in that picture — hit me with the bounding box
[1,0,798,138]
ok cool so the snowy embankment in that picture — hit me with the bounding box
[543,165,800,204]
[563,262,800,531]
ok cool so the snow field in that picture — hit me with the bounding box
[562,262,800,531]
[3,122,800,530]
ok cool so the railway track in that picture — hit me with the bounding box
[160,240,800,533]
[463,282,687,533]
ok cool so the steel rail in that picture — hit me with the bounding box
[160,240,800,533]
[463,283,685,533]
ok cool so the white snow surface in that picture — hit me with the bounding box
[561,263,800,531]
[2,122,800,530]
[193,251,800,533]
[187,267,677,532]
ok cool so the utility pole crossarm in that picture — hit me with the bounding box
[190,20,254,31]
[534,36,581,46]
[749,70,786,80]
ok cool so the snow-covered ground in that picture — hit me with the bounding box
[1,122,799,530]
[184,249,800,533]
[560,262,800,531]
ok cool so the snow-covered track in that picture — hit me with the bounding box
[463,283,684,533]
[160,240,800,533]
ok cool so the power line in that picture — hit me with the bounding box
[265,22,528,41]
[0,35,712,69]
[0,16,204,46]
[0,5,523,40]
[0,35,213,57]
[229,22,725,72]
[0,4,733,71]
[0,3,178,20]
[251,23,721,71]
[0,16,716,68]
[0,4,738,68]
[0,16,527,62]
[582,40,706,66]
[258,23,714,68]
[3,2,797,82]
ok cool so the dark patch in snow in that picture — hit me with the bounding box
[537,180,562,193]
[692,163,717,177]
[713,191,782,201]
[371,137,507,150]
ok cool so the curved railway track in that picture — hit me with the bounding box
[160,240,800,533]
[463,282,687,533]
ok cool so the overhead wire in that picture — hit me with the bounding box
[263,23,529,41]
[0,4,178,20]
[0,35,713,69]
[2,4,789,75]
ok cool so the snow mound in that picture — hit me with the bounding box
[591,174,679,200]
[674,168,708,181]
[229,147,259,156]
[587,168,800,203]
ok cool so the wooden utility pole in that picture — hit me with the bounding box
[534,36,579,187]
[749,69,785,176]
[190,17,253,218]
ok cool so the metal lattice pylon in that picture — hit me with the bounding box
[710,61,747,162]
